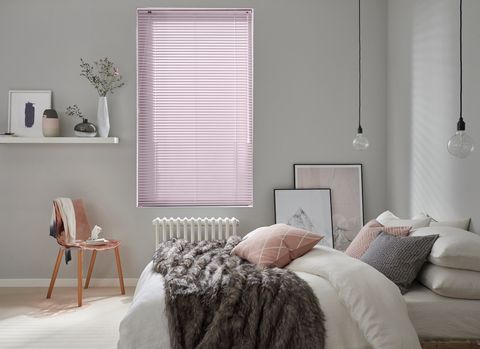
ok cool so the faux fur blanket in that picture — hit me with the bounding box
[153,236,325,349]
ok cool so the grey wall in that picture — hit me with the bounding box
[387,0,480,232]
[0,0,388,279]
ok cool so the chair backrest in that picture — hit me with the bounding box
[73,199,91,241]
[52,198,92,246]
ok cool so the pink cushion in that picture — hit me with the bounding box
[363,219,384,229]
[345,223,411,259]
[232,224,323,268]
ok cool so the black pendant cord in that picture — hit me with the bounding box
[458,0,465,130]
[460,0,463,118]
[357,0,362,134]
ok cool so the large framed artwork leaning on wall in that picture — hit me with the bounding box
[294,164,364,250]
[8,90,52,137]
[274,188,334,247]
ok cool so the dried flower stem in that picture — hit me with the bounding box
[80,57,125,97]
[65,104,84,119]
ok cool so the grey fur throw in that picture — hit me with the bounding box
[153,236,325,349]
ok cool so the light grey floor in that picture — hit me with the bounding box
[0,287,134,349]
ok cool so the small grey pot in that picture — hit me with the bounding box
[74,118,97,137]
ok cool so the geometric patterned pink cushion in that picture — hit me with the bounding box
[363,219,384,229]
[342,219,382,255]
[342,219,381,256]
[232,224,323,268]
[345,222,411,259]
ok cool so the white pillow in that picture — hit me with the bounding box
[411,213,429,220]
[376,210,399,225]
[376,210,430,229]
[430,218,471,231]
[412,212,471,230]
[384,217,430,229]
[411,226,480,272]
[418,263,480,299]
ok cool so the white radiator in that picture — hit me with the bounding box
[152,217,239,248]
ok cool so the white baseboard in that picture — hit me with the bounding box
[0,278,138,287]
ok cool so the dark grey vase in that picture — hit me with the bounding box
[74,118,97,137]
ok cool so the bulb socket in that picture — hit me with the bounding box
[357,125,363,134]
[457,117,466,131]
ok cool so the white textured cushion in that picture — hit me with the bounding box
[418,263,480,299]
[385,217,431,229]
[377,210,430,229]
[376,210,399,225]
[411,226,480,272]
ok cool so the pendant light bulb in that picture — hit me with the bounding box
[353,0,368,151]
[448,0,474,158]
[447,117,474,158]
[353,126,369,151]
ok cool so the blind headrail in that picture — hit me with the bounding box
[137,8,253,14]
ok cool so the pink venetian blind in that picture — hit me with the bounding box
[137,9,253,207]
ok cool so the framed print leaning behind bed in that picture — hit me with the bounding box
[294,164,364,251]
[274,188,334,248]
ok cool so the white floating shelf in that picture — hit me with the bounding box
[0,137,119,144]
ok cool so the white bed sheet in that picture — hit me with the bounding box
[119,262,171,349]
[119,262,370,349]
[404,283,480,339]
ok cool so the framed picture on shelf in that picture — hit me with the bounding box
[294,164,364,251]
[274,188,334,248]
[8,90,52,137]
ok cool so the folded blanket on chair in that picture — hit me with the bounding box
[153,236,326,349]
[49,198,91,264]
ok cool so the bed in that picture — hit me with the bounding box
[119,245,423,349]
[119,260,480,349]
[405,283,480,340]
[119,217,480,349]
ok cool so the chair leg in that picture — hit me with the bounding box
[77,249,83,307]
[46,248,64,299]
[114,246,125,295]
[84,250,97,289]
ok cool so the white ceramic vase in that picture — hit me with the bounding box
[97,96,110,137]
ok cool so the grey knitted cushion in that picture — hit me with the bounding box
[360,232,439,294]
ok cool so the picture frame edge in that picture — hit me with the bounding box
[293,162,365,243]
[293,163,364,225]
[273,187,334,248]
[7,90,53,136]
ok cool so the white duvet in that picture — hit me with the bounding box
[119,246,421,349]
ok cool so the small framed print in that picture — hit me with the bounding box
[274,188,334,248]
[8,90,52,137]
[294,164,364,250]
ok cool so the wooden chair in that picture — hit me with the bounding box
[46,199,125,307]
